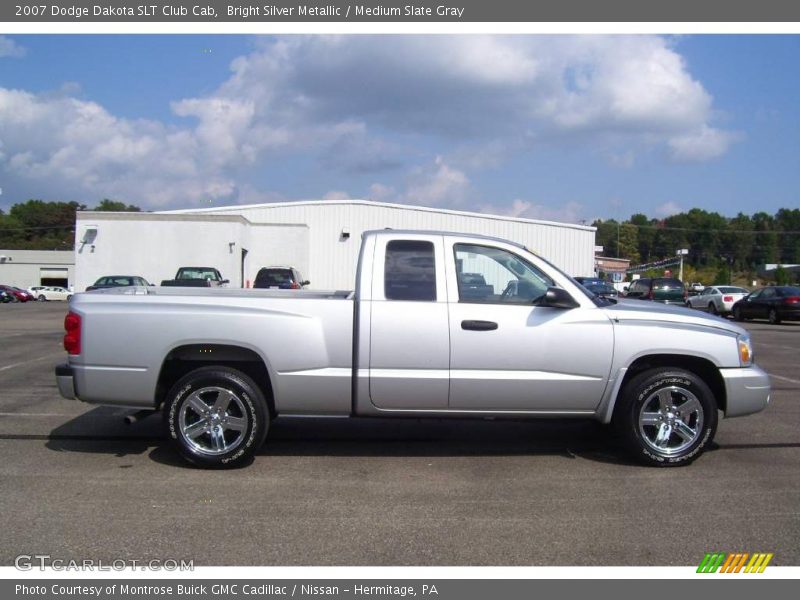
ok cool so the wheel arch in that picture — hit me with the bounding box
[155,343,276,417]
[607,354,727,421]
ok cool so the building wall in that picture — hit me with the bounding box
[0,250,74,289]
[169,200,596,290]
[74,213,309,292]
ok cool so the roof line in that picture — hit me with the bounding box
[160,199,596,232]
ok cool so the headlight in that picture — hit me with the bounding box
[738,335,753,366]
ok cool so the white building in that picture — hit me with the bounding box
[0,249,74,289]
[73,200,596,292]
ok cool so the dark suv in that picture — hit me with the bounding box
[625,277,686,305]
[254,267,309,290]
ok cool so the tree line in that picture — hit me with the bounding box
[0,199,140,250]
[1,200,798,277]
[593,208,800,271]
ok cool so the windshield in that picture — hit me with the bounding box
[524,247,612,306]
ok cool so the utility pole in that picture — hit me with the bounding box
[677,248,689,281]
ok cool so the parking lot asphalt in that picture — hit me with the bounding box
[0,301,798,566]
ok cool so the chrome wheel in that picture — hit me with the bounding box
[178,386,249,456]
[638,386,704,456]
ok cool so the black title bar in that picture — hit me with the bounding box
[4,0,800,22]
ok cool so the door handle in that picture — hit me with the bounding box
[461,320,498,331]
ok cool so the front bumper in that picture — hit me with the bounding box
[55,364,76,400]
[719,365,771,417]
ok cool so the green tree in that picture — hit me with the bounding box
[774,266,790,286]
[93,199,141,212]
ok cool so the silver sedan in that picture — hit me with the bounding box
[686,285,749,316]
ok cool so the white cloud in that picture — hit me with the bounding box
[0,36,25,58]
[322,190,351,200]
[368,157,473,208]
[0,35,737,210]
[655,201,683,217]
[479,199,586,224]
[668,125,740,162]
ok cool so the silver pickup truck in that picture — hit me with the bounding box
[56,230,770,468]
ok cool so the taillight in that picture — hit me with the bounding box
[784,296,800,304]
[723,296,734,303]
[64,312,81,355]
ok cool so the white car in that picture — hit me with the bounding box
[35,286,73,302]
[686,285,749,316]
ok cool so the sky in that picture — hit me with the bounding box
[0,34,798,223]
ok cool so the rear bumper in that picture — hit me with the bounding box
[719,365,771,417]
[777,306,800,321]
[55,364,76,400]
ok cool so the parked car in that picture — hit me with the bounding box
[86,276,152,292]
[732,286,800,324]
[687,282,706,296]
[575,278,619,299]
[624,277,687,305]
[35,286,73,302]
[0,285,30,302]
[15,287,35,302]
[574,276,605,287]
[253,267,309,290]
[686,286,749,316]
[56,230,769,469]
[161,267,228,288]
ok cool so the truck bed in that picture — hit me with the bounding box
[69,287,356,413]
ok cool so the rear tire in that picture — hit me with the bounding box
[164,366,269,468]
[614,368,717,467]
[38,295,47,302]
[708,303,717,315]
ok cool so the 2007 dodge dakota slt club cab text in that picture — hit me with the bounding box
[55,230,770,468]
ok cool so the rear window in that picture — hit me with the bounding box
[653,278,684,290]
[718,286,747,294]
[384,240,436,301]
[256,269,294,285]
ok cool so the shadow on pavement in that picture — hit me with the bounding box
[42,409,643,467]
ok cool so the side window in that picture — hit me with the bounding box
[453,243,552,304]
[384,240,436,301]
[761,288,775,299]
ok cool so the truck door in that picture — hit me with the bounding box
[446,239,613,412]
[369,234,450,410]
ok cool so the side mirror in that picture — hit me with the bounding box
[539,286,579,309]
[220,279,230,285]
[302,280,310,287]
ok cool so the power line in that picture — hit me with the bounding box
[596,221,800,235]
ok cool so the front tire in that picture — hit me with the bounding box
[164,366,269,468]
[708,302,717,315]
[614,368,718,467]
[733,306,743,321]
[768,308,781,325]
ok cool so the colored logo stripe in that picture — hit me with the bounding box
[697,553,726,573]
[697,552,773,573]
